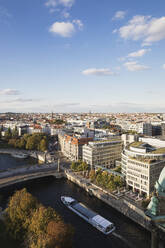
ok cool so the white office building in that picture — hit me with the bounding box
[122,142,165,196]
[83,139,123,169]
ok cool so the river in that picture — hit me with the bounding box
[0,153,37,170]
[0,155,151,248]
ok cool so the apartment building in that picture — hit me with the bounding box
[121,134,139,146]
[142,123,152,136]
[161,123,165,139]
[58,132,93,161]
[83,139,123,169]
[122,142,165,196]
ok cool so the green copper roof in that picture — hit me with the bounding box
[157,166,165,191]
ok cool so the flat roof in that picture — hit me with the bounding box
[73,203,96,219]
[129,142,165,155]
[92,215,112,228]
[64,197,75,203]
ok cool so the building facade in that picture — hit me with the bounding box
[83,139,123,169]
[58,132,93,161]
[122,142,165,196]
[161,123,165,139]
[142,123,152,136]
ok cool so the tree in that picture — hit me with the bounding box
[25,134,48,151]
[81,162,89,171]
[5,127,12,140]
[8,138,17,148]
[4,189,74,248]
[39,139,47,152]
[96,173,103,187]
[27,206,73,248]
[71,162,78,171]
[26,136,36,150]
[28,205,61,236]
[5,188,38,240]
[71,161,89,172]
[47,221,74,248]
[113,166,121,173]
[12,127,18,138]
[102,171,109,188]
[114,175,123,188]
[17,137,26,149]
[107,180,116,192]
[89,170,96,182]
[23,134,31,142]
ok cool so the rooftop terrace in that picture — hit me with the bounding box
[128,142,165,155]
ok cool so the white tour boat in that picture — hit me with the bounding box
[61,196,115,235]
[11,153,28,159]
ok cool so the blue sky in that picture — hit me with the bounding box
[0,0,165,113]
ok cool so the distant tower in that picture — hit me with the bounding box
[52,111,54,119]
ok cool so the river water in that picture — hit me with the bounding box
[0,153,37,170]
[0,155,151,248]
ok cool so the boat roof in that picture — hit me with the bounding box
[73,203,96,219]
[63,196,75,203]
[92,215,112,228]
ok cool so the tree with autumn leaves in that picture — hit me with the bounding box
[4,189,74,248]
[89,169,124,192]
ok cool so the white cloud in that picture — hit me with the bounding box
[163,64,165,70]
[0,89,21,95]
[73,19,83,30]
[82,68,116,76]
[1,98,41,104]
[49,20,83,37]
[124,61,150,71]
[112,29,118,34]
[45,0,57,7]
[127,49,150,58]
[45,0,74,8]
[49,21,75,37]
[113,11,126,20]
[60,0,74,8]
[45,0,74,18]
[13,98,37,103]
[118,15,165,45]
[62,11,70,18]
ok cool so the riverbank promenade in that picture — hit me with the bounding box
[65,170,152,230]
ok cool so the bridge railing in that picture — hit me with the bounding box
[0,163,58,179]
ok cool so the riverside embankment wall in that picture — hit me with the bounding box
[65,170,152,231]
[0,149,47,163]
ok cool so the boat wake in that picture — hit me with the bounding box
[112,232,134,248]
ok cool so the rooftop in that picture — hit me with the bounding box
[128,142,165,155]
[88,139,121,145]
[151,147,165,154]
[128,156,158,164]
[130,141,144,148]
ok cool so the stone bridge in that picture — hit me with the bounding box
[0,163,65,189]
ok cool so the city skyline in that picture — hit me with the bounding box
[0,0,165,113]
